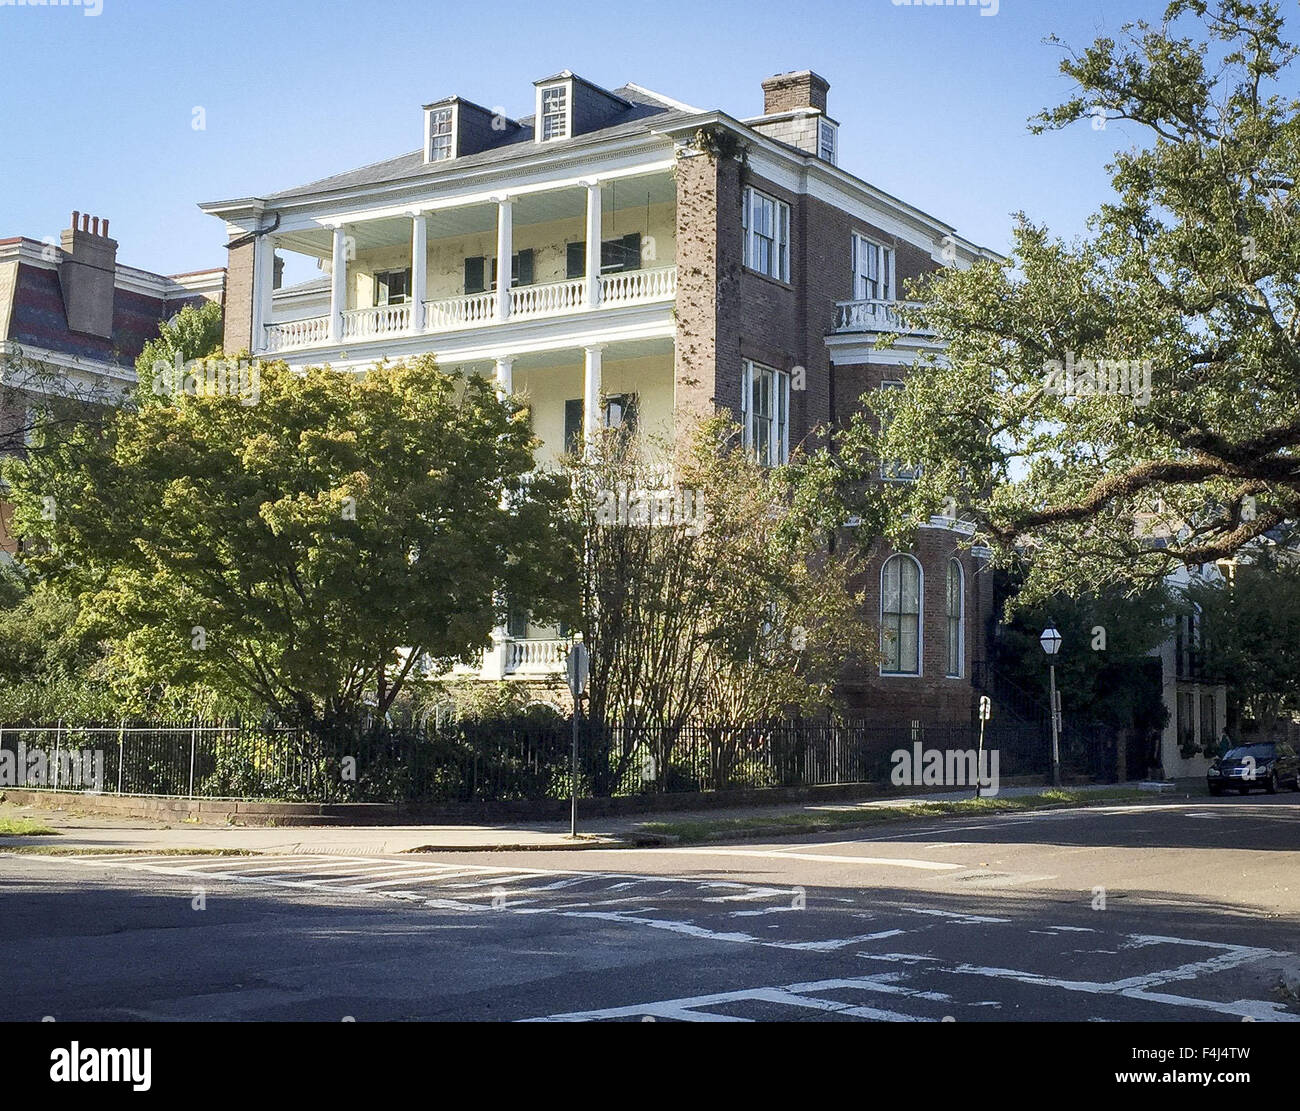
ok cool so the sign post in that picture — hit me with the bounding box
[566,641,590,839]
[976,696,991,799]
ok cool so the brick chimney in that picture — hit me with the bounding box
[760,70,829,115]
[58,210,118,339]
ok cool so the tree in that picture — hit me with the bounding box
[134,300,224,378]
[565,417,873,788]
[799,0,1300,602]
[3,356,576,727]
[1186,550,1300,734]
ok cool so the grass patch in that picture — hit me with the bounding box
[0,818,59,837]
[638,787,1151,844]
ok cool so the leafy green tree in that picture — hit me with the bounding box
[134,300,224,378]
[797,0,1300,602]
[3,356,576,727]
[565,417,873,785]
[1186,551,1300,733]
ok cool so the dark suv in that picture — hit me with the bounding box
[1208,742,1300,795]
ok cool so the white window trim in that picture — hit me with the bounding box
[535,79,572,143]
[425,103,458,163]
[851,232,895,302]
[945,557,964,678]
[740,359,791,466]
[880,554,924,677]
[742,185,791,283]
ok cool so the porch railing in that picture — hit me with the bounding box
[832,299,930,334]
[341,303,411,341]
[260,265,679,353]
[505,638,570,674]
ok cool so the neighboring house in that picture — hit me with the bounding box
[202,68,999,723]
[1153,562,1228,780]
[0,211,224,552]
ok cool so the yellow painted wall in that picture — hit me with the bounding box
[347,202,677,309]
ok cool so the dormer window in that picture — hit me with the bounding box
[538,83,570,142]
[427,105,455,162]
[818,118,838,164]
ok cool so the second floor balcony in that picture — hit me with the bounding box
[831,299,932,335]
[252,168,678,359]
[265,265,677,354]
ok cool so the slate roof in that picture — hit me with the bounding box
[262,86,692,204]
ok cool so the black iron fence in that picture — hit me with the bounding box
[0,716,1117,804]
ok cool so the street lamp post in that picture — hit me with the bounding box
[1040,622,1063,788]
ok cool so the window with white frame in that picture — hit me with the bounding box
[741,360,790,467]
[539,84,569,141]
[427,107,454,161]
[881,555,922,675]
[818,119,838,164]
[852,234,894,301]
[946,558,964,677]
[742,187,790,282]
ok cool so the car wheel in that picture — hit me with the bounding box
[1238,784,1251,794]
[1266,772,1278,795]
[1291,774,1300,792]
[1208,784,1223,796]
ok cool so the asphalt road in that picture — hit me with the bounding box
[2,796,1298,1022]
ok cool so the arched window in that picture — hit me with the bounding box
[946,558,964,677]
[881,555,922,675]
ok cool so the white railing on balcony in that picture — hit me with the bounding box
[264,315,331,353]
[832,299,930,334]
[260,266,678,354]
[505,638,569,675]
[424,290,496,332]
[510,277,585,320]
[600,265,677,307]
[341,303,412,341]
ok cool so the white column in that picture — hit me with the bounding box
[410,212,428,334]
[329,225,348,343]
[494,356,514,400]
[584,181,602,309]
[252,234,276,354]
[495,196,513,322]
[583,344,603,454]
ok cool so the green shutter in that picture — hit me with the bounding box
[516,248,534,286]
[464,256,485,294]
[566,242,585,279]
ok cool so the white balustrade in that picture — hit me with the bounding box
[423,291,497,331]
[509,277,585,319]
[832,299,928,334]
[263,315,331,353]
[341,303,412,341]
[600,265,677,307]
[505,638,569,674]
[266,267,678,353]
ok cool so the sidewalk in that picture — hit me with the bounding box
[0,782,1169,855]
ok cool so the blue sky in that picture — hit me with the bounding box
[0,0,1183,277]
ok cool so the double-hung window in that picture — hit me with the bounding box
[741,360,790,466]
[945,558,964,678]
[539,84,569,142]
[852,234,894,301]
[742,187,790,282]
[881,555,922,675]
[818,119,838,164]
[878,380,919,481]
[427,107,454,162]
